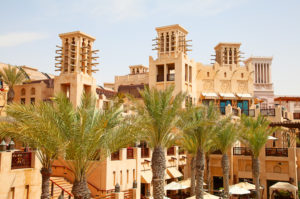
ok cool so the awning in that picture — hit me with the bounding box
[187,192,219,199]
[178,178,206,187]
[268,136,278,140]
[167,167,183,178]
[269,182,298,199]
[236,93,252,98]
[229,185,251,195]
[201,92,218,98]
[141,170,152,184]
[219,93,235,98]
[165,171,171,180]
[165,181,189,190]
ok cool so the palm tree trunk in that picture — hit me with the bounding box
[40,167,52,199]
[7,87,14,104]
[205,153,211,193]
[221,153,230,199]
[195,148,205,199]
[151,146,166,199]
[253,156,260,199]
[191,156,196,196]
[72,177,91,199]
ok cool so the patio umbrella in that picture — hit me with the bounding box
[268,136,278,140]
[186,192,219,199]
[164,181,189,190]
[178,178,206,187]
[234,182,262,190]
[229,185,251,195]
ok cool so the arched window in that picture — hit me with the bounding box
[31,88,35,95]
[207,72,210,77]
[241,73,244,78]
[21,88,26,96]
[224,72,227,78]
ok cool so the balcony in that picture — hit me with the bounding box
[127,148,134,159]
[167,74,175,81]
[11,151,32,169]
[233,147,252,156]
[260,109,275,116]
[141,148,150,158]
[157,75,164,82]
[111,151,120,161]
[265,148,288,157]
[167,147,175,156]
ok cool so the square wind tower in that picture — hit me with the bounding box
[214,43,242,66]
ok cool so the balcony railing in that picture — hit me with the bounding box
[294,113,300,120]
[233,147,252,156]
[260,109,275,116]
[141,148,150,158]
[167,147,175,156]
[157,75,164,82]
[249,109,255,117]
[127,148,134,159]
[211,150,222,155]
[265,148,288,157]
[111,151,120,161]
[167,74,175,81]
[11,151,32,169]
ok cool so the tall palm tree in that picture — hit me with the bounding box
[0,65,26,103]
[179,133,197,196]
[136,86,185,199]
[182,103,219,199]
[63,93,136,199]
[214,117,238,199]
[240,114,277,199]
[0,95,69,199]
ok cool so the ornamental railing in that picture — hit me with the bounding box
[11,151,32,169]
[265,148,288,157]
[233,147,252,156]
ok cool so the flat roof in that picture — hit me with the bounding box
[155,24,188,34]
[275,96,300,101]
[244,56,273,63]
[59,31,96,41]
[214,42,241,50]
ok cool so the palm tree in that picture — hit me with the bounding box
[214,117,238,199]
[136,86,185,199]
[240,114,277,199]
[63,93,136,199]
[179,133,197,195]
[182,103,219,199]
[0,95,69,199]
[0,65,26,103]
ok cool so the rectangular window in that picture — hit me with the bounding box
[156,65,164,82]
[127,170,129,184]
[120,170,123,185]
[25,185,29,199]
[30,98,35,105]
[21,98,25,104]
[133,169,136,181]
[189,66,192,83]
[185,64,188,81]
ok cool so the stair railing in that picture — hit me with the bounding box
[50,178,73,199]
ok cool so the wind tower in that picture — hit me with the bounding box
[149,24,196,105]
[213,43,243,67]
[54,31,99,107]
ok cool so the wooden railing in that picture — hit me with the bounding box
[50,178,73,199]
[265,148,288,157]
[233,147,252,156]
[127,148,134,159]
[141,148,150,158]
[123,189,133,199]
[11,151,32,169]
[111,151,120,161]
[167,147,175,156]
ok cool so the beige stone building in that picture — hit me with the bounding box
[0,24,299,199]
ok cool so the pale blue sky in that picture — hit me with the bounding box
[0,0,299,95]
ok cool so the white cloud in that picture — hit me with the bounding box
[0,32,48,47]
